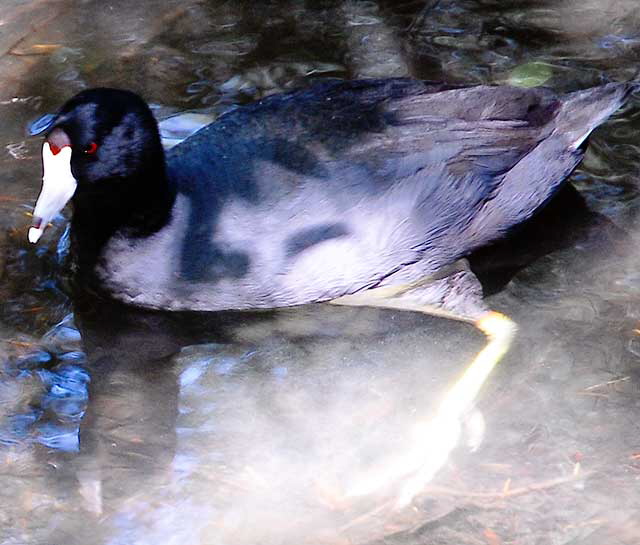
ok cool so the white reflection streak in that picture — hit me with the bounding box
[345,312,516,508]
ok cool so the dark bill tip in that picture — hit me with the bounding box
[28,113,57,136]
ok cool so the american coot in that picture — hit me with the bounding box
[27,78,632,503]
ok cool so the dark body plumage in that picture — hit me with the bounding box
[32,78,632,312]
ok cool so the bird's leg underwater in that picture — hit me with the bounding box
[330,261,516,508]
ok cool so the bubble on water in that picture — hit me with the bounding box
[180,363,209,388]
[42,314,82,351]
[15,350,52,369]
[57,351,87,364]
[36,422,79,451]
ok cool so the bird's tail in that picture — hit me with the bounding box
[555,81,636,150]
[462,80,635,251]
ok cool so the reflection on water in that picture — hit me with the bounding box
[1,1,640,544]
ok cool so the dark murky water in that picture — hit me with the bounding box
[1,1,640,544]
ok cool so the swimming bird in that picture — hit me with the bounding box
[27,78,633,504]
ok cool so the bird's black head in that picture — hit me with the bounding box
[28,88,174,253]
[34,88,164,187]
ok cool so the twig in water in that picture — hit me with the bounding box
[583,376,630,391]
[421,470,592,500]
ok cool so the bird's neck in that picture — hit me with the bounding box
[70,164,176,269]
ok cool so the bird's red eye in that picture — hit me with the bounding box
[85,142,98,155]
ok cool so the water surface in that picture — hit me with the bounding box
[1,1,640,544]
